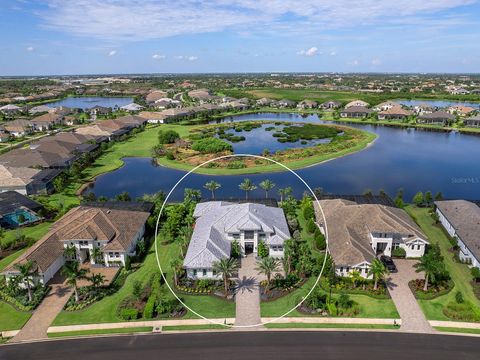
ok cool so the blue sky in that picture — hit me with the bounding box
[0,0,479,75]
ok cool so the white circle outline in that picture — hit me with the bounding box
[154,154,330,328]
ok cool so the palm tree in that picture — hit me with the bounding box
[63,244,77,261]
[278,187,292,202]
[14,260,38,302]
[415,253,440,291]
[91,247,103,264]
[213,258,239,297]
[170,258,183,286]
[89,273,106,290]
[368,259,388,290]
[62,261,89,303]
[349,270,362,288]
[204,180,221,200]
[239,178,257,200]
[259,179,276,199]
[255,257,280,293]
[178,226,192,257]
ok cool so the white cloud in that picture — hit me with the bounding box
[152,54,166,60]
[26,46,34,52]
[37,0,475,41]
[175,55,198,61]
[371,58,382,65]
[108,50,117,56]
[297,47,318,57]
[329,51,337,56]
[349,59,359,66]
[187,56,198,61]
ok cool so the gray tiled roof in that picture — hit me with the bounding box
[435,200,480,262]
[184,202,290,269]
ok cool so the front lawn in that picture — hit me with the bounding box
[405,206,480,321]
[260,278,398,319]
[162,324,230,331]
[53,241,234,326]
[264,323,398,330]
[47,326,153,338]
[0,301,31,332]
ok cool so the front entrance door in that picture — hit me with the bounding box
[245,242,254,255]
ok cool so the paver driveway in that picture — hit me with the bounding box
[387,259,434,333]
[234,254,265,328]
[11,274,72,342]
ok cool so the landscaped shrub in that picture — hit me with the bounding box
[392,247,406,258]
[314,228,326,250]
[455,291,464,304]
[302,204,315,220]
[257,241,269,258]
[306,218,317,234]
[230,240,241,258]
[143,294,156,319]
[158,130,180,144]
[120,308,139,320]
[191,137,232,153]
[156,297,183,315]
[443,301,480,322]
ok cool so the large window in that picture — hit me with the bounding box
[244,231,254,239]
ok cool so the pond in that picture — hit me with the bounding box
[48,96,134,110]
[217,123,336,154]
[87,113,480,202]
[396,99,480,109]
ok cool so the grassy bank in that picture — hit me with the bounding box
[405,206,480,321]
[434,327,480,335]
[47,326,153,338]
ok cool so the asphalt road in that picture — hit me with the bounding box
[1,331,480,360]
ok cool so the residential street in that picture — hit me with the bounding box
[387,259,434,333]
[2,331,480,360]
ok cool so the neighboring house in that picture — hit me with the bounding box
[113,115,147,128]
[464,115,480,127]
[2,205,150,285]
[256,98,273,106]
[75,124,115,139]
[417,111,455,126]
[297,100,318,109]
[321,101,342,109]
[0,191,44,229]
[184,202,291,279]
[340,106,373,118]
[378,106,412,120]
[30,112,64,131]
[220,100,249,110]
[28,105,52,115]
[188,89,213,102]
[373,101,400,111]
[448,105,476,117]
[120,103,144,112]
[145,90,168,104]
[345,100,369,108]
[435,200,480,269]
[53,106,75,117]
[314,199,428,278]
[0,147,73,169]
[89,106,111,118]
[0,104,22,115]
[160,108,192,120]
[0,165,61,195]
[276,99,296,108]
[3,119,34,137]
[138,111,168,124]
[0,130,10,142]
[413,104,434,115]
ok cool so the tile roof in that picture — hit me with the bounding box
[314,199,427,266]
[184,202,290,269]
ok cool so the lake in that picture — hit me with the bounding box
[396,99,480,109]
[87,113,480,202]
[48,96,134,110]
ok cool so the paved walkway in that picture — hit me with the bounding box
[234,254,264,328]
[10,274,73,343]
[387,259,434,333]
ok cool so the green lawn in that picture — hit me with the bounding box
[47,326,153,338]
[0,221,53,250]
[0,249,26,272]
[0,301,31,332]
[260,278,399,319]
[53,240,234,326]
[264,323,398,330]
[405,206,480,321]
[434,327,480,335]
[161,324,230,331]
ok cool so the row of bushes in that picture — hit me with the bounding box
[0,285,49,312]
[409,279,454,300]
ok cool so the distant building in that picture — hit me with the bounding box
[120,103,144,112]
[345,100,369,108]
[417,111,455,126]
[340,106,373,118]
[464,115,480,128]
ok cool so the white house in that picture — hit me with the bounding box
[315,199,428,279]
[183,202,291,279]
[435,200,480,269]
[120,103,144,112]
[2,205,150,285]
